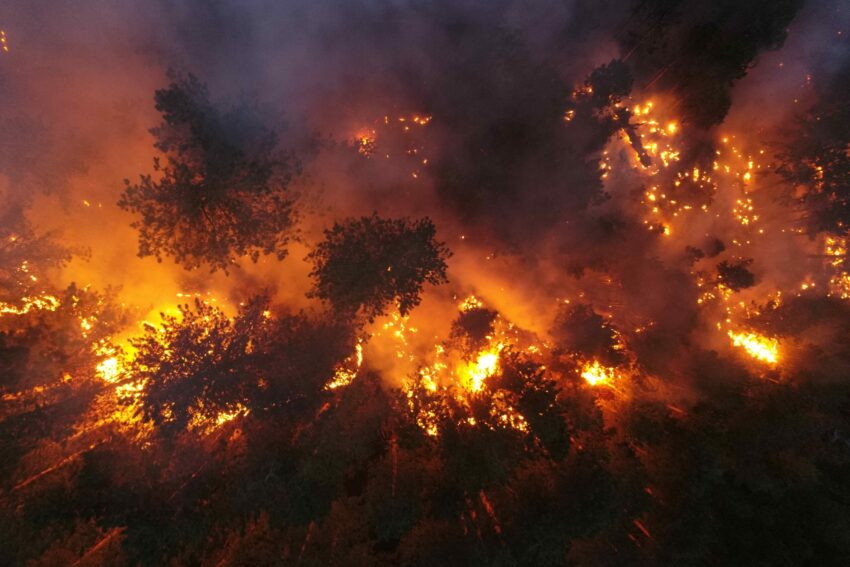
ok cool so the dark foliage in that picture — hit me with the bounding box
[551,304,626,366]
[450,306,499,354]
[307,214,451,322]
[131,297,354,434]
[119,72,299,272]
[621,0,803,127]
[716,259,756,291]
[778,61,850,237]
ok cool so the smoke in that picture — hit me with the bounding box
[2,0,849,395]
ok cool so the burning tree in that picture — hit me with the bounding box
[550,303,627,367]
[128,295,356,436]
[621,0,803,128]
[307,214,451,322]
[0,209,72,313]
[130,298,268,434]
[119,72,300,272]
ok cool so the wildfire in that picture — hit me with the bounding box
[458,346,502,392]
[325,342,364,390]
[354,128,377,157]
[189,403,250,435]
[395,294,547,438]
[0,293,60,316]
[96,357,121,383]
[580,360,618,386]
[609,97,770,241]
[0,30,8,53]
[727,330,779,365]
[825,237,850,299]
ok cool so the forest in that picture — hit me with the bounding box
[2,0,850,565]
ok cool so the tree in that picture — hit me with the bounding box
[119,72,299,272]
[130,297,270,433]
[550,303,626,366]
[307,214,451,321]
[716,259,755,291]
[778,61,850,237]
[450,305,498,355]
[0,207,72,308]
[621,0,803,128]
[128,296,355,435]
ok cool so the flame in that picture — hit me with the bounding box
[189,402,250,434]
[727,331,779,365]
[459,294,484,312]
[215,404,249,426]
[580,360,618,386]
[458,346,501,392]
[95,357,121,383]
[354,128,377,157]
[325,342,364,390]
[0,293,60,316]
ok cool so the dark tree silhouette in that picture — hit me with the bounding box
[550,303,626,366]
[119,72,299,272]
[450,306,498,354]
[128,296,355,435]
[307,214,451,321]
[0,208,72,307]
[130,297,271,433]
[621,0,803,128]
[716,259,756,291]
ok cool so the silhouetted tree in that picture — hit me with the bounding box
[621,0,803,128]
[0,208,72,309]
[119,72,299,272]
[550,303,626,366]
[716,259,756,291]
[131,297,270,433]
[450,306,498,354]
[307,214,451,322]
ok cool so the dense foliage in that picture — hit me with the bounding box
[119,73,300,272]
[307,214,451,322]
[3,0,850,564]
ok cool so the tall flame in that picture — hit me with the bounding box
[728,331,779,365]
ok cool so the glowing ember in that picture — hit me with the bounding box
[459,294,484,312]
[215,404,249,426]
[354,128,377,157]
[189,403,250,434]
[728,331,779,365]
[825,237,850,299]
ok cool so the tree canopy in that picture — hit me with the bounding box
[307,214,451,321]
[119,72,300,272]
